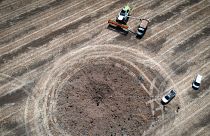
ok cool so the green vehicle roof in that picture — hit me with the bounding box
[123,5,130,11]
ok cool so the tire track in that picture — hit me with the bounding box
[0,0,54,23]
[154,16,210,65]
[0,0,205,90]
[0,2,110,65]
[153,14,210,64]
[100,0,204,47]
[0,0,41,17]
[35,44,164,135]
[0,1,146,123]
[85,0,184,46]
[52,59,151,135]
[0,71,38,96]
[0,0,85,40]
[166,38,208,89]
[149,0,203,26]
[0,0,182,91]
[156,5,210,54]
[0,0,75,30]
[162,25,210,68]
[0,0,36,10]
[1,0,206,134]
[92,0,206,69]
[0,108,23,122]
[0,83,33,107]
[142,4,209,63]
[167,58,210,94]
[0,26,36,46]
[173,27,210,54]
[193,126,209,136]
[51,43,172,103]
[0,0,115,56]
[169,41,210,76]
[0,0,144,72]
[37,41,208,135]
[2,118,35,136]
[163,40,210,90]
[0,0,168,54]
[0,58,53,96]
[178,69,210,105]
[172,105,210,136]
[0,0,17,8]
[162,90,210,136]
[141,3,210,54]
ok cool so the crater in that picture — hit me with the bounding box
[55,58,156,136]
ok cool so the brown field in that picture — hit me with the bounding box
[0,0,210,135]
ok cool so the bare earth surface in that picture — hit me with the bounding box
[0,0,210,136]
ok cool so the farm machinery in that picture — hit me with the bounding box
[107,5,149,38]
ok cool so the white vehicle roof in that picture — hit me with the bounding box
[118,15,124,21]
[138,27,144,31]
[195,74,202,83]
[162,96,168,103]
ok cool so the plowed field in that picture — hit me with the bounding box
[0,0,210,135]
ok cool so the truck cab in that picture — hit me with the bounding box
[116,5,131,24]
[136,19,149,38]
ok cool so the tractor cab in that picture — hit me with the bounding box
[108,4,150,36]
[116,5,131,24]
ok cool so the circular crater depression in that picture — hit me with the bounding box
[56,58,154,136]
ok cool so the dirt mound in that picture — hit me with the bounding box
[56,59,153,136]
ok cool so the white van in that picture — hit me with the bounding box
[192,74,202,90]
